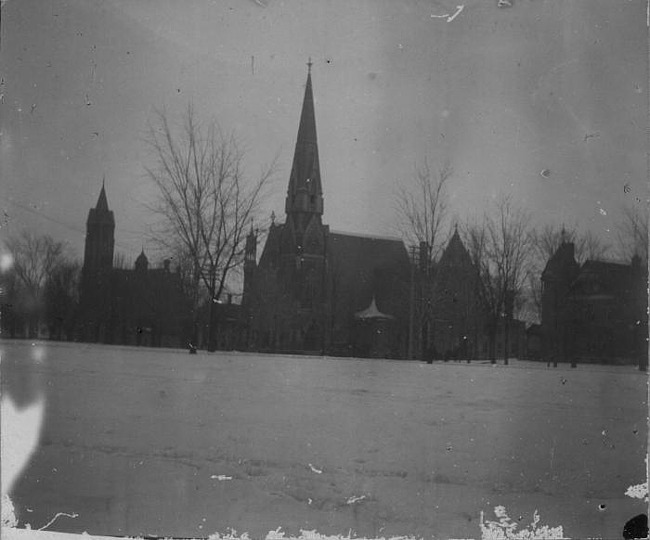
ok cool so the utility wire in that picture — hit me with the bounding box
[0,195,143,253]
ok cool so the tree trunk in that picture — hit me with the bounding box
[503,317,509,365]
[489,325,497,364]
[207,295,216,352]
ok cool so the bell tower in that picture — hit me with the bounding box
[82,181,115,277]
[278,61,328,350]
[80,181,115,342]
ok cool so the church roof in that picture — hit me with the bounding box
[329,229,403,243]
[327,231,410,316]
[328,231,409,268]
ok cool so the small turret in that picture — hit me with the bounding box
[135,249,148,273]
[244,226,258,269]
[242,226,258,308]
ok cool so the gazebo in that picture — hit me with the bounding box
[353,297,395,358]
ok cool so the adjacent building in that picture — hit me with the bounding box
[541,236,647,366]
[78,184,191,347]
[422,228,487,360]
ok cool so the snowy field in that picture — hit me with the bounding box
[1,340,647,539]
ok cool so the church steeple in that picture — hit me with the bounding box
[285,60,324,217]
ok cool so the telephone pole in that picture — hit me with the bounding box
[408,245,417,360]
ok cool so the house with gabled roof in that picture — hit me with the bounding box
[540,237,647,366]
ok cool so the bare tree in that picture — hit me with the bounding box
[113,252,131,270]
[531,224,609,265]
[395,159,452,360]
[5,230,69,337]
[617,203,649,261]
[145,104,277,351]
[463,220,501,363]
[488,196,534,364]
[463,196,534,364]
[395,160,452,269]
[44,260,81,340]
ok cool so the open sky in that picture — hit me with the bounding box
[0,0,647,264]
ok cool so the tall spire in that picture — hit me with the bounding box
[285,60,323,216]
[96,179,110,212]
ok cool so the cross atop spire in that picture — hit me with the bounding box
[307,57,313,74]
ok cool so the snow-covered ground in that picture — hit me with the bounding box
[1,340,647,539]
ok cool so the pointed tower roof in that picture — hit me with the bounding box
[135,248,148,272]
[87,181,115,227]
[285,60,323,216]
[439,226,472,268]
[295,60,318,153]
[541,239,578,282]
[96,180,110,212]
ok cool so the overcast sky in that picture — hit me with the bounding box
[1,0,647,264]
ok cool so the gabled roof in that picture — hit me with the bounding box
[258,223,285,268]
[437,228,473,269]
[570,259,636,297]
[541,242,579,281]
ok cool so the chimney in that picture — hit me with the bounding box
[419,241,429,274]
[560,241,575,262]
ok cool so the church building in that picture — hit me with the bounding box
[242,63,411,358]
